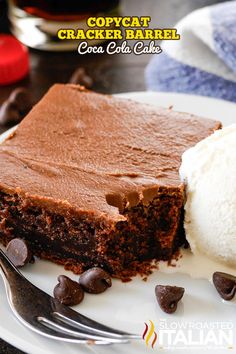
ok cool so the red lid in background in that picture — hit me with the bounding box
[0,35,29,85]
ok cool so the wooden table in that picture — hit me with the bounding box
[0,0,225,352]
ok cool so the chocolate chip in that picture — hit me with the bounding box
[0,101,21,126]
[9,88,32,114]
[6,238,32,267]
[0,87,33,127]
[155,285,184,314]
[54,275,84,306]
[69,68,93,88]
[79,267,112,294]
[213,272,236,300]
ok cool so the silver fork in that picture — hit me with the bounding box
[0,249,141,345]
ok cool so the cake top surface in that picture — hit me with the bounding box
[0,84,221,220]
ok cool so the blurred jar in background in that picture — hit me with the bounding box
[8,0,120,51]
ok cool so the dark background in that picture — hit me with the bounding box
[0,0,227,352]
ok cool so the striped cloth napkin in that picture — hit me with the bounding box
[145,1,236,102]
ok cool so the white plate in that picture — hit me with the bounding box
[1,92,236,354]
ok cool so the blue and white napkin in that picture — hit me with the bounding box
[146,1,236,102]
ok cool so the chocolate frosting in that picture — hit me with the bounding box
[0,84,221,221]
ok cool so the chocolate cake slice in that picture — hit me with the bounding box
[0,85,221,279]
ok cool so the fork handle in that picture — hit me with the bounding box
[0,248,21,281]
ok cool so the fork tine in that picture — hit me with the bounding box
[0,248,140,345]
[52,304,141,339]
[24,317,112,345]
[10,296,113,345]
[38,316,129,344]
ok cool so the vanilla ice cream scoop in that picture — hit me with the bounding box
[180,124,236,266]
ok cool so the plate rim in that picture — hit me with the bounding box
[0,91,236,354]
